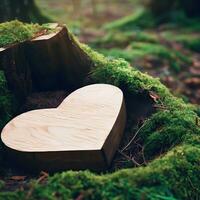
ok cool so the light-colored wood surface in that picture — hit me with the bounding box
[1,84,126,171]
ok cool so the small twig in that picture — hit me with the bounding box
[118,150,140,167]
[154,104,169,110]
[141,146,147,165]
[37,171,49,183]
[118,150,131,161]
[121,121,148,152]
[25,171,49,200]
[188,176,197,191]
[131,157,140,167]
[118,150,140,166]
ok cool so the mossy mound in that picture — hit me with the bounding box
[2,144,199,200]
[0,21,199,199]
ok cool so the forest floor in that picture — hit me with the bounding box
[36,0,200,105]
[35,0,135,32]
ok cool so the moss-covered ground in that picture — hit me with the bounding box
[0,20,199,199]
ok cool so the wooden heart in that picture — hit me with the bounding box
[1,84,126,172]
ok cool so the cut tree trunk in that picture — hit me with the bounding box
[0,24,94,103]
[28,25,93,91]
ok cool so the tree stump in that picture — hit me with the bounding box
[0,24,94,103]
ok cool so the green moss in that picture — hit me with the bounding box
[183,38,200,52]
[92,31,158,48]
[0,20,44,47]
[162,32,200,52]
[0,71,13,130]
[140,110,200,159]
[82,44,193,110]
[87,50,165,93]
[1,145,199,199]
[104,9,155,30]
[83,44,198,156]
[98,48,137,63]
[131,42,191,72]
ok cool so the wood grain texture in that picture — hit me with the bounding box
[1,84,126,172]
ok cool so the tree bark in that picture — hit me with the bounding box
[0,0,49,23]
[0,45,32,103]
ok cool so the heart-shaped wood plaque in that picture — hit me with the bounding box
[1,84,126,172]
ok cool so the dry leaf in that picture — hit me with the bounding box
[149,91,160,102]
[184,78,200,88]
[37,171,49,183]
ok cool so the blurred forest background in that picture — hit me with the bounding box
[36,0,200,105]
[0,0,200,104]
